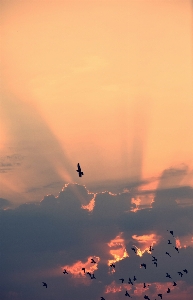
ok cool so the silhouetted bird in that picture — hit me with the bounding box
[76,163,84,177]
[42,282,47,288]
[167,288,171,293]
[168,240,172,244]
[91,274,96,279]
[166,273,172,279]
[141,263,146,269]
[82,267,85,273]
[153,262,157,267]
[152,256,157,261]
[101,298,105,300]
[158,294,163,299]
[173,281,177,286]
[166,252,171,257]
[91,258,96,264]
[110,263,115,268]
[131,247,137,254]
[149,246,154,252]
[87,272,92,277]
[174,246,179,253]
[63,269,68,274]
[143,283,146,288]
[183,269,188,274]
[133,276,137,281]
[119,278,124,283]
[178,271,183,277]
[125,291,132,297]
[167,230,174,236]
[128,278,133,285]
[144,296,150,300]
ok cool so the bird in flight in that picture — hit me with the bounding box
[91,258,96,264]
[166,272,172,279]
[101,297,105,300]
[125,290,132,297]
[128,278,133,285]
[178,271,183,277]
[76,163,84,177]
[141,263,146,269]
[183,269,188,274]
[166,251,171,257]
[149,245,154,252]
[174,246,179,253]
[173,281,177,286]
[91,274,96,279]
[82,267,85,273]
[144,296,150,300]
[167,287,171,293]
[168,240,172,244]
[110,263,115,268]
[133,276,137,281]
[42,282,47,288]
[158,294,163,299]
[119,278,124,283]
[131,247,137,254]
[63,269,68,274]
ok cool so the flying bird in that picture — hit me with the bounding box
[166,251,171,257]
[63,269,68,274]
[144,296,150,300]
[119,278,124,283]
[128,278,133,285]
[153,262,157,267]
[91,274,96,279]
[152,256,157,261]
[91,258,96,264]
[87,272,92,277]
[166,273,172,279]
[101,298,105,300]
[149,245,154,252]
[183,269,188,274]
[143,283,146,288]
[125,291,132,297]
[82,267,85,273]
[131,247,137,254]
[133,276,137,281]
[178,271,183,277]
[167,230,174,237]
[174,246,179,253]
[110,263,115,268]
[141,263,146,269]
[168,240,172,244]
[173,281,177,286]
[76,163,84,177]
[167,288,171,293]
[158,294,163,299]
[42,282,47,288]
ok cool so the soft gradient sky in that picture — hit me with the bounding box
[0,0,193,299]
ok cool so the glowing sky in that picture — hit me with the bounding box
[0,0,193,299]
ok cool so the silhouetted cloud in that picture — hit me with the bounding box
[1,177,193,299]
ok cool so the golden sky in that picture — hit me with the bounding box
[0,0,193,203]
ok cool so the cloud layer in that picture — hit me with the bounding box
[1,169,193,300]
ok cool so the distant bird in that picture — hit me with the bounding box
[167,230,174,237]
[167,288,171,293]
[119,278,124,283]
[144,296,150,300]
[152,256,157,261]
[42,282,47,288]
[82,267,85,273]
[125,291,132,297]
[153,262,157,267]
[178,271,183,277]
[173,281,177,286]
[141,263,146,269]
[133,276,137,281]
[76,163,84,177]
[63,269,68,274]
[143,283,146,288]
[91,274,96,279]
[128,278,133,285]
[149,245,154,252]
[183,269,188,274]
[166,273,172,279]
[101,298,105,300]
[131,247,137,254]
[91,258,96,264]
[168,240,172,244]
[87,272,92,277]
[166,251,171,257]
[174,246,179,253]
[110,263,115,268]
[158,294,163,299]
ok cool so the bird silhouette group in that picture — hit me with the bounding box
[41,165,189,299]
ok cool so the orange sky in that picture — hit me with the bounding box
[0,0,193,202]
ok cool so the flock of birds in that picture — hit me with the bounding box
[41,164,189,299]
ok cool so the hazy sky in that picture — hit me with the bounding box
[0,0,193,299]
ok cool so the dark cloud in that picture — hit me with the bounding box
[1,177,193,299]
[0,198,11,209]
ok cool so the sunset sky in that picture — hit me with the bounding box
[0,0,193,299]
